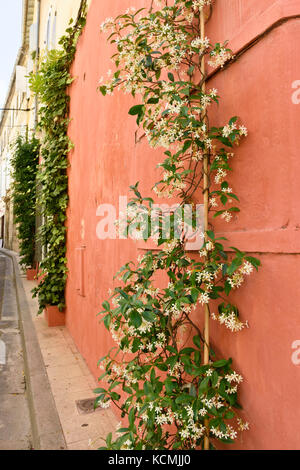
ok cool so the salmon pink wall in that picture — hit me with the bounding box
[66,0,300,449]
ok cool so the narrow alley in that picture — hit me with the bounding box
[0,249,117,450]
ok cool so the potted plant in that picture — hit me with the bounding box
[44,305,65,327]
[26,264,37,280]
[32,269,66,327]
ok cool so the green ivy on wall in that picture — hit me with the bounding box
[11,134,40,269]
[29,3,87,313]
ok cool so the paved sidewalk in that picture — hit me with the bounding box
[21,269,118,450]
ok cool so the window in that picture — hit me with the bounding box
[45,6,52,49]
[51,11,57,50]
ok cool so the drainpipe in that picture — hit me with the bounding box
[35,0,43,265]
[34,0,41,128]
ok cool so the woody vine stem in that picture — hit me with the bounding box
[200,6,210,451]
[96,0,261,450]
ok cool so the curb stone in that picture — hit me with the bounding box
[0,248,67,450]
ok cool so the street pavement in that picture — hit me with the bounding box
[0,253,33,450]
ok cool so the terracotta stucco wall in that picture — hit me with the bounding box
[66,0,300,449]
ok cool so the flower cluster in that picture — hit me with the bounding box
[212,311,248,333]
[208,43,232,69]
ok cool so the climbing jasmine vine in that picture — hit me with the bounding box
[95,0,260,450]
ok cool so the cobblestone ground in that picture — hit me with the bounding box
[0,253,32,450]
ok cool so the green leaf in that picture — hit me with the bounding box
[206,230,215,240]
[165,378,174,394]
[213,359,229,368]
[156,363,168,371]
[221,194,228,205]
[199,377,210,394]
[180,347,195,355]
[213,210,225,218]
[128,104,144,116]
[103,314,111,330]
[224,280,231,296]
[142,310,157,322]
[172,441,182,450]
[147,97,159,104]
[167,271,177,282]
[211,371,219,387]
[93,387,106,394]
[166,345,177,354]
[193,335,202,349]
[128,408,135,429]
[102,300,110,311]
[229,116,238,126]
[129,310,142,328]
[128,104,145,123]
[224,411,235,419]
[182,140,192,153]
[175,394,194,404]
[180,296,191,304]
[143,382,152,394]
[110,392,121,401]
[191,288,199,303]
[227,258,243,276]
[106,432,112,446]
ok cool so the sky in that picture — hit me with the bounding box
[0,0,23,108]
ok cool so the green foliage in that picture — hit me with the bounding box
[11,134,40,268]
[29,5,87,313]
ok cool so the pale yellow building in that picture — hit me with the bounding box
[0,0,91,250]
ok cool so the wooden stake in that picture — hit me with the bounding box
[201,8,210,451]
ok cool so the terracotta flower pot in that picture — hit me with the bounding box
[26,268,37,280]
[45,305,65,327]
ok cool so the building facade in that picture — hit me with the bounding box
[0,0,90,249]
[65,0,300,449]
[1,0,299,450]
